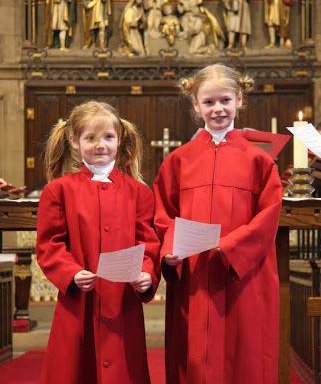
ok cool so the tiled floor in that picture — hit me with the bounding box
[14,301,165,355]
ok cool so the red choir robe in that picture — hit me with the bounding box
[36,166,160,384]
[153,129,283,384]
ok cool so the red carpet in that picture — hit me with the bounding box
[0,349,304,384]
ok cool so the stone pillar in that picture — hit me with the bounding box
[251,1,267,49]
[314,0,321,126]
[0,1,25,187]
[0,1,25,249]
[314,78,321,125]
[315,0,321,61]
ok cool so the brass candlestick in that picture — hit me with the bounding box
[287,168,314,198]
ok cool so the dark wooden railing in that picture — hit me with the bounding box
[291,229,321,261]
[290,228,321,384]
[0,262,13,363]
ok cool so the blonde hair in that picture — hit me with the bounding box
[178,63,254,102]
[45,101,143,182]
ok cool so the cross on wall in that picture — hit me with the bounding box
[151,128,182,159]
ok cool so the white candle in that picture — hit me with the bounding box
[271,117,277,134]
[293,112,308,168]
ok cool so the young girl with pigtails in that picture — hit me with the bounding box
[154,63,283,384]
[36,100,160,384]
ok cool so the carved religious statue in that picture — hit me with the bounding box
[223,0,251,49]
[185,6,209,54]
[264,0,294,48]
[199,5,225,50]
[144,0,165,39]
[178,0,200,38]
[45,0,76,50]
[40,0,297,56]
[119,0,146,56]
[82,0,112,51]
[160,2,180,46]
[178,0,225,53]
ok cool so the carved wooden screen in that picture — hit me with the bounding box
[25,80,313,191]
[24,81,197,190]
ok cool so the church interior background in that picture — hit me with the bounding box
[1,0,321,383]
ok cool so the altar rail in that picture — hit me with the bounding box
[290,229,321,260]
[290,227,321,383]
[290,258,321,384]
[0,262,13,363]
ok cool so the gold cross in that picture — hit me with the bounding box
[151,128,182,159]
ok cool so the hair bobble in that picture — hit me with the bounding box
[178,78,194,95]
[239,75,255,93]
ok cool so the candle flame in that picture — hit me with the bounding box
[298,110,303,121]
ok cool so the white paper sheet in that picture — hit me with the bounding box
[173,217,221,259]
[0,254,16,263]
[96,243,145,282]
[0,198,39,203]
[287,123,321,158]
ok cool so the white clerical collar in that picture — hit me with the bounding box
[83,159,115,182]
[205,121,234,144]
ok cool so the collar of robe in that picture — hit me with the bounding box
[82,159,115,182]
[205,121,234,144]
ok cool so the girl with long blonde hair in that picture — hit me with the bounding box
[37,100,160,384]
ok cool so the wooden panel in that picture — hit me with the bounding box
[238,82,313,173]
[119,96,154,183]
[280,205,321,228]
[277,227,290,384]
[25,81,187,188]
[290,262,314,374]
[24,80,314,190]
[65,95,120,117]
[25,94,60,190]
[151,95,198,179]
[0,201,38,230]
[239,94,271,131]
[307,297,321,317]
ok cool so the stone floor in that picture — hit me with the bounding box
[13,300,165,356]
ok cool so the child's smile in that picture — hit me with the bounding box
[72,120,119,166]
[194,81,242,131]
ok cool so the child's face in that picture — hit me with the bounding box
[72,121,119,166]
[194,81,242,131]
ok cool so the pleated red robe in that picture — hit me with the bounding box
[153,129,282,384]
[36,166,160,384]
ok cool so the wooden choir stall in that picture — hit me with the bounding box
[280,198,321,384]
[0,260,14,363]
[0,199,38,340]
